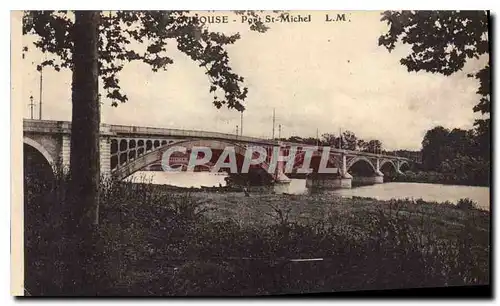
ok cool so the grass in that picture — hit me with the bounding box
[24,177,490,296]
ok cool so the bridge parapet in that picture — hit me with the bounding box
[24,119,114,136]
[23,119,415,184]
[109,124,279,145]
[279,145,412,162]
[24,119,72,134]
[23,120,412,164]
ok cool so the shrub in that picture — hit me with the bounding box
[456,198,477,210]
[24,176,490,296]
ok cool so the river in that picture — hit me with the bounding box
[128,171,490,211]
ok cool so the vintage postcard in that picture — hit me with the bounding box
[12,10,491,296]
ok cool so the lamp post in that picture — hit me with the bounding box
[240,111,243,136]
[272,108,276,140]
[38,65,43,120]
[28,95,35,119]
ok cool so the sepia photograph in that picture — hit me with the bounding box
[12,9,491,297]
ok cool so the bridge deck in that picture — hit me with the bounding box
[23,119,412,162]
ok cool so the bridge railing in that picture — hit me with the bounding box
[108,124,279,145]
[24,119,415,163]
[23,119,72,133]
[276,142,414,162]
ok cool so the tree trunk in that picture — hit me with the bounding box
[64,10,102,295]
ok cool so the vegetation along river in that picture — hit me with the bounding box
[128,171,490,211]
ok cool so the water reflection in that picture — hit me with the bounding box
[128,171,490,211]
[126,171,228,188]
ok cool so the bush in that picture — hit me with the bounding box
[24,177,490,296]
[457,198,477,210]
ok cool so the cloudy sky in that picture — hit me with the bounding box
[20,11,488,150]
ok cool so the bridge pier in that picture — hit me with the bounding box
[274,167,292,184]
[60,134,71,172]
[100,137,111,177]
[271,144,292,184]
[351,158,385,186]
[274,172,292,184]
[351,174,384,186]
[99,124,112,177]
[305,152,353,189]
[305,173,352,189]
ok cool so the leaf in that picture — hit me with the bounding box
[23,10,268,110]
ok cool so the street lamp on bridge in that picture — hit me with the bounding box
[37,64,43,120]
[28,95,36,120]
[240,111,243,136]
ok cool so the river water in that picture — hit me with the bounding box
[128,171,490,211]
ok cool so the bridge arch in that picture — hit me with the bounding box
[112,139,272,180]
[23,136,56,185]
[346,156,377,174]
[399,160,410,172]
[380,159,397,173]
[23,137,55,166]
[293,149,342,171]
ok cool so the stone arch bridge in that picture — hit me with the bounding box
[23,119,412,189]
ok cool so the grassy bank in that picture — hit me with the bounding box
[385,170,490,187]
[25,179,490,296]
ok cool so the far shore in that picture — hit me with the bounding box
[120,180,490,213]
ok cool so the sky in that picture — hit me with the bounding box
[20,11,488,150]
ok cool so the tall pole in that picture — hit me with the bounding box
[278,124,281,139]
[316,128,319,146]
[240,111,243,136]
[339,128,342,150]
[236,125,239,137]
[28,95,35,119]
[272,108,275,140]
[39,66,43,120]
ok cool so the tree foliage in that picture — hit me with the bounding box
[379,11,489,76]
[421,126,488,185]
[21,10,276,295]
[469,64,491,159]
[320,133,337,147]
[22,11,272,111]
[341,130,358,150]
[422,126,454,170]
[281,130,383,153]
[379,10,490,163]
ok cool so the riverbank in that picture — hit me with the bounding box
[386,170,490,187]
[25,180,490,295]
[102,185,489,295]
[123,176,491,211]
[188,191,489,228]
